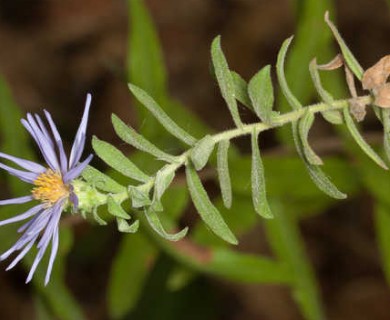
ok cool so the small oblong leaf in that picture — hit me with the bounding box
[211,36,243,128]
[107,197,131,219]
[186,164,238,244]
[324,12,364,80]
[276,36,302,110]
[248,65,274,123]
[117,218,139,233]
[112,114,177,162]
[298,111,323,165]
[81,165,126,193]
[128,84,197,145]
[292,124,347,199]
[128,185,152,208]
[145,209,188,241]
[251,131,273,219]
[309,58,343,125]
[382,109,390,162]
[217,140,232,209]
[154,164,176,201]
[231,71,252,110]
[342,108,388,169]
[92,137,150,183]
[190,135,216,170]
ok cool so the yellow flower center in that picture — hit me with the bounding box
[32,169,69,207]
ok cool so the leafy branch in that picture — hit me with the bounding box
[78,12,388,249]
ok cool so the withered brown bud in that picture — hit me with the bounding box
[362,55,390,90]
[374,83,390,108]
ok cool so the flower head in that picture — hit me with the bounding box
[0,94,93,285]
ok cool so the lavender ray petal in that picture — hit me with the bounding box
[0,162,38,183]
[63,154,93,183]
[25,210,51,236]
[44,228,59,285]
[34,115,54,148]
[25,243,49,283]
[69,94,91,169]
[0,231,38,260]
[18,209,46,233]
[0,152,45,173]
[0,195,33,205]
[44,110,68,174]
[21,118,56,170]
[6,236,38,271]
[37,204,62,249]
[69,136,85,170]
[24,114,60,171]
[0,204,43,227]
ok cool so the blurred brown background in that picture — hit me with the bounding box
[0,0,389,319]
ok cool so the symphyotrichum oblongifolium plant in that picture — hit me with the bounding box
[84,11,389,243]
[0,6,390,320]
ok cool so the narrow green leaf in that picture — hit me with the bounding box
[81,165,126,193]
[231,71,252,109]
[108,233,156,319]
[154,164,176,201]
[276,37,346,199]
[342,108,388,169]
[375,202,390,285]
[186,164,238,244]
[207,248,291,283]
[145,209,188,241]
[324,12,364,80]
[107,197,131,219]
[293,123,346,199]
[112,114,177,162]
[211,36,243,128]
[276,36,302,110]
[117,218,139,233]
[92,136,150,182]
[381,109,390,163]
[128,84,196,145]
[248,65,275,123]
[128,185,152,208]
[190,135,215,170]
[309,58,343,125]
[251,131,273,219]
[298,110,323,165]
[217,140,232,208]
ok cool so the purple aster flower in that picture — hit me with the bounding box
[0,94,93,285]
